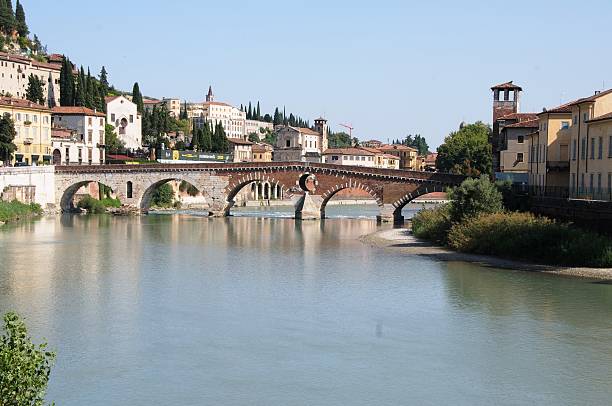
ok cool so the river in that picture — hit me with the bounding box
[0,205,611,405]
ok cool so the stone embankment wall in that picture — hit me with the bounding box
[0,166,56,210]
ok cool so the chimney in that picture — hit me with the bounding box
[595,90,601,95]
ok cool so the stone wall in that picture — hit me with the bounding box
[0,166,56,209]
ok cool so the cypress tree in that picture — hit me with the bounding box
[273,107,280,126]
[74,67,85,106]
[85,68,94,109]
[99,66,108,96]
[256,102,261,121]
[132,82,143,113]
[201,122,212,151]
[0,0,14,35]
[247,102,252,120]
[25,74,44,105]
[14,0,26,37]
[191,122,198,149]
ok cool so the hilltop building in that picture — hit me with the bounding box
[105,95,142,150]
[274,117,329,163]
[0,52,61,107]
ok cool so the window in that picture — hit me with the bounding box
[285,140,290,147]
[581,173,585,190]
[598,173,602,192]
[573,115,578,125]
[584,113,589,122]
[126,181,133,199]
[111,113,115,122]
[591,137,595,159]
[561,121,570,129]
[517,135,524,144]
[572,139,577,160]
[609,173,612,194]
[517,153,524,162]
[331,156,338,161]
[129,115,133,123]
[33,115,37,123]
[609,136,612,158]
[88,117,92,125]
[88,130,93,143]
[581,138,587,160]
[100,118,104,126]
[599,137,603,159]
[571,173,576,191]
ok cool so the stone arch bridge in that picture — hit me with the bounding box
[55,162,464,223]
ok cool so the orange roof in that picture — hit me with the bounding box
[378,144,417,152]
[104,96,121,103]
[587,112,612,124]
[52,106,106,117]
[203,101,232,107]
[228,138,253,145]
[51,126,75,139]
[0,97,48,111]
[491,81,522,91]
[252,143,273,152]
[568,88,612,106]
[497,112,538,121]
[504,118,539,128]
[323,148,375,156]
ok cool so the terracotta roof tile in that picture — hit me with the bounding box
[586,112,612,124]
[323,147,375,156]
[0,97,48,111]
[497,112,538,121]
[491,81,522,91]
[52,106,106,117]
[378,144,417,152]
[504,118,539,128]
[568,88,612,106]
[228,138,253,145]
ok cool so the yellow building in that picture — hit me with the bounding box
[568,89,612,199]
[378,144,419,170]
[252,143,273,162]
[0,97,52,166]
[527,103,572,191]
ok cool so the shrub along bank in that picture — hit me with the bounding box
[412,177,612,268]
[0,200,43,223]
[77,195,121,214]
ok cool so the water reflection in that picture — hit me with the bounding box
[0,215,611,405]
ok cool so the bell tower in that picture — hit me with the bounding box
[314,117,328,151]
[491,81,522,122]
[206,86,214,102]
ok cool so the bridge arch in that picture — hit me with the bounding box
[391,184,449,217]
[59,179,120,212]
[140,174,206,211]
[224,172,293,215]
[319,181,384,218]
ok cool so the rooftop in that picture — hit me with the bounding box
[378,144,418,152]
[491,81,523,91]
[568,88,612,106]
[52,106,106,117]
[323,148,375,156]
[497,112,538,121]
[0,97,48,111]
[586,112,612,124]
[504,118,539,128]
[228,138,253,146]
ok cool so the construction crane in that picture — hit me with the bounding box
[339,123,354,137]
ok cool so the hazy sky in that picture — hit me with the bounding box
[29,0,612,148]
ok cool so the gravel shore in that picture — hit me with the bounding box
[361,228,612,279]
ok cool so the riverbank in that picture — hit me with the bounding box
[0,200,43,225]
[362,228,612,279]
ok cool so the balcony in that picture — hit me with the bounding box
[22,137,33,145]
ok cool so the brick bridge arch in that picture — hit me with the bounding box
[54,163,464,222]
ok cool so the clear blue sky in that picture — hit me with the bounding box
[28,0,612,148]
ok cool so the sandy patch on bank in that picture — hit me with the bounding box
[361,228,612,279]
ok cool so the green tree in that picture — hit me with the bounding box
[25,74,44,105]
[247,102,252,120]
[14,0,26,37]
[273,107,281,126]
[255,101,261,120]
[74,67,85,106]
[211,122,228,153]
[151,183,174,207]
[0,115,16,164]
[0,0,15,35]
[436,121,492,176]
[0,312,55,405]
[132,82,143,114]
[200,122,212,151]
[98,66,108,96]
[85,68,95,109]
[404,134,429,155]
[327,131,352,147]
[448,175,503,222]
[104,124,124,154]
[59,56,74,106]
[248,132,259,142]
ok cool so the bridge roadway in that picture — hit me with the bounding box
[55,162,464,223]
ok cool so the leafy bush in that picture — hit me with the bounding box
[100,197,121,208]
[0,312,55,405]
[151,183,174,208]
[0,200,43,223]
[495,180,530,212]
[179,180,199,197]
[77,195,106,214]
[448,175,503,222]
[447,211,612,267]
[411,204,452,244]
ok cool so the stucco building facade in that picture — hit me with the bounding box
[51,106,106,165]
[105,95,142,150]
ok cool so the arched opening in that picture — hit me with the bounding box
[320,186,383,219]
[126,181,133,199]
[395,187,450,221]
[60,181,119,212]
[52,149,61,165]
[225,177,290,217]
[140,178,203,211]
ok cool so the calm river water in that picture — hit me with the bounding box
[1,205,611,405]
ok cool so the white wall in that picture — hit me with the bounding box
[107,96,142,150]
[0,166,56,208]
